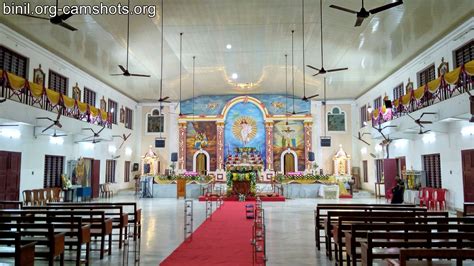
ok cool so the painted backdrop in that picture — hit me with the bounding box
[273,120,305,171]
[186,121,217,171]
[224,102,266,164]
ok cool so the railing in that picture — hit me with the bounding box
[371,60,474,126]
[0,69,111,128]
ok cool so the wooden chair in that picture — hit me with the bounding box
[104,183,114,198]
[45,188,54,203]
[22,190,34,206]
[52,187,62,202]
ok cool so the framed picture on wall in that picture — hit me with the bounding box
[438,57,449,77]
[146,109,165,133]
[33,64,45,87]
[120,106,125,123]
[327,107,346,132]
[72,82,81,101]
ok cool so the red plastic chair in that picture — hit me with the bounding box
[419,188,435,210]
[434,188,447,211]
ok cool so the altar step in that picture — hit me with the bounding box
[352,190,374,199]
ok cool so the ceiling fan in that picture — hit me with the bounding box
[179,33,194,116]
[407,112,436,127]
[79,126,107,143]
[112,133,132,149]
[37,110,62,133]
[372,124,397,141]
[157,0,171,103]
[307,0,348,76]
[44,129,67,138]
[111,0,150,78]
[288,30,306,115]
[0,124,18,127]
[330,0,404,27]
[18,0,77,31]
[301,0,318,102]
[354,131,371,146]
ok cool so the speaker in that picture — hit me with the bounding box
[308,152,315,162]
[171,152,178,162]
[132,163,139,171]
[320,137,331,147]
[155,139,165,148]
[384,99,393,109]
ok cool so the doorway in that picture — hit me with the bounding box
[462,149,474,202]
[283,153,295,174]
[196,153,207,175]
[91,160,100,198]
[0,151,21,201]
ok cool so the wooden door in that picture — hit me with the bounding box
[0,151,8,201]
[177,178,186,198]
[383,158,398,196]
[462,149,474,202]
[196,154,207,175]
[0,151,21,201]
[284,153,295,174]
[91,160,100,198]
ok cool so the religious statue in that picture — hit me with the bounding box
[74,157,86,185]
[194,132,208,149]
[33,64,45,87]
[333,145,351,176]
[100,96,107,111]
[438,57,449,77]
[72,83,81,101]
[240,119,252,145]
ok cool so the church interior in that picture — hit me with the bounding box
[0,0,474,265]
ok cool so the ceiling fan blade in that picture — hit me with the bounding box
[97,126,106,135]
[129,73,151,77]
[369,1,403,14]
[119,65,127,73]
[418,121,433,124]
[58,22,77,31]
[306,94,319,99]
[42,124,54,133]
[306,65,320,71]
[158,97,170,102]
[110,74,124,76]
[37,117,53,121]
[18,13,50,20]
[329,5,358,14]
[312,73,320,77]
[355,16,365,27]
[327,67,349,73]
[119,141,125,149]
[59,13,74,21]
[55,134,67,137]
[125,133,132,140]
[0,125,18,127]
[56,122,62,128]
[419,112,436,119]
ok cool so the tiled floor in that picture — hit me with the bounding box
[0,191,384,266]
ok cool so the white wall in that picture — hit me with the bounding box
[352,18,474,210]
[0,24,141,198]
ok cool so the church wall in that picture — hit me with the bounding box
[352,18,474,210]
[0,24,140,197]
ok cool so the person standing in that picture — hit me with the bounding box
[391,176,405,204]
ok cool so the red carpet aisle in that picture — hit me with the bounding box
[160,202,254,266]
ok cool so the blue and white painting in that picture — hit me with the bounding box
[224,102,266,164]
[180,94,311,116]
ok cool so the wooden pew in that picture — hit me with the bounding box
[314,203,416,250]
[344,219,474,266]
[0,201,23,209]
[360,232,474,266]
[2,209,112,260]
[48,201,142,241]
[0,222,65,266]
[0,215,91,266]
[324,209,430,260]
[23,205,128,249]
[0,231,36,266]
[387,248,474,266]
[464,202,474,217]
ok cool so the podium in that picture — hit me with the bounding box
[177,178,186,198]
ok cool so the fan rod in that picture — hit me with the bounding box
[302,0,306,97]
[320,0,324,67]
[192,56,196,120]
[126,0,130,70]
[159,0,164,99]
[291,29,295,113]
[324,77,327,136]
[179,32,183,105]
[285,54,288,119]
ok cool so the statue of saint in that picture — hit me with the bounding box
[240,119,252,145]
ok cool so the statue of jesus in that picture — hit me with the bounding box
[240,119,252,145]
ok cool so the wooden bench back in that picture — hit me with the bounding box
[398,248,474,266]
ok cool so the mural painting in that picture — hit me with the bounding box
[273,120,305,172]
[186,121,217,171]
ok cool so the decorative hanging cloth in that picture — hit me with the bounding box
[401,93,412,107]
[28,82,44,99]
[444,67,461,85]
[7,73,26,90]
[372,108,379,119]
[46,89,60,106]
[393,99,400,109]
[89,105,99,118]
[100,110,108,121]
[62,95,76,109]
[464,60,474,76]
[427,78,441,94]
[77,101,88,114]
[413,86,425,101]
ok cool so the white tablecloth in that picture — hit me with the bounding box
[319,185,339,199]
[403,189,419,204]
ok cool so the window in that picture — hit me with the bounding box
[0,46,28,78]
[108,99,118,124]
[373,96,382,110]
[393,83,404,100]
[105,160,117,183]
[422,153,442,188]
[360,105,367,128]
[327,107,346,132]
[43,155,65,188]
[83,87,96,106]
[454,40,474,67]
[48,70,68,95]
[125,107,133,129]
[147,109,165,133]
[124,161,131,182]
[417,64,435,87]
[363,160,368,183]
[375,159,384,183]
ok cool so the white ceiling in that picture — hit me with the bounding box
[1,0,472,101]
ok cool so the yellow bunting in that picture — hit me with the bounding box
[89,106,99,117]
[62,95,76,109]
[444,67,461,85]
[373,108,379,119]
[100,110,108,121]
[7,73,26,90]
[427,78,441,93]
[381,105,387,114]
[46,89,60,106]
[77,101,88,114]
[465,60,474,76]
[413,86,425,100]
[29,82,44,99]
[393,99,399,108]
[401,93,412,106]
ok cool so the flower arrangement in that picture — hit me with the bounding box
[226,171,257,194]
[61,174,72,189]
[276,174,334,184]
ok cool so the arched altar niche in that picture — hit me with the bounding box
[193,149,210,175]
[281,149,298,174]
[141,146,159,176]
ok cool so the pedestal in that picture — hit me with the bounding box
[232,180,251,196]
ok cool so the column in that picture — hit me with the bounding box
[178,122,187,172]
[304,121,313,172]
[265,122,274,170]
[216,122,225,170]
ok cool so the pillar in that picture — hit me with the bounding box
[304,121,313,172]
[265,122,274,170]
[178,122,187,171]
[216,121,225,170]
